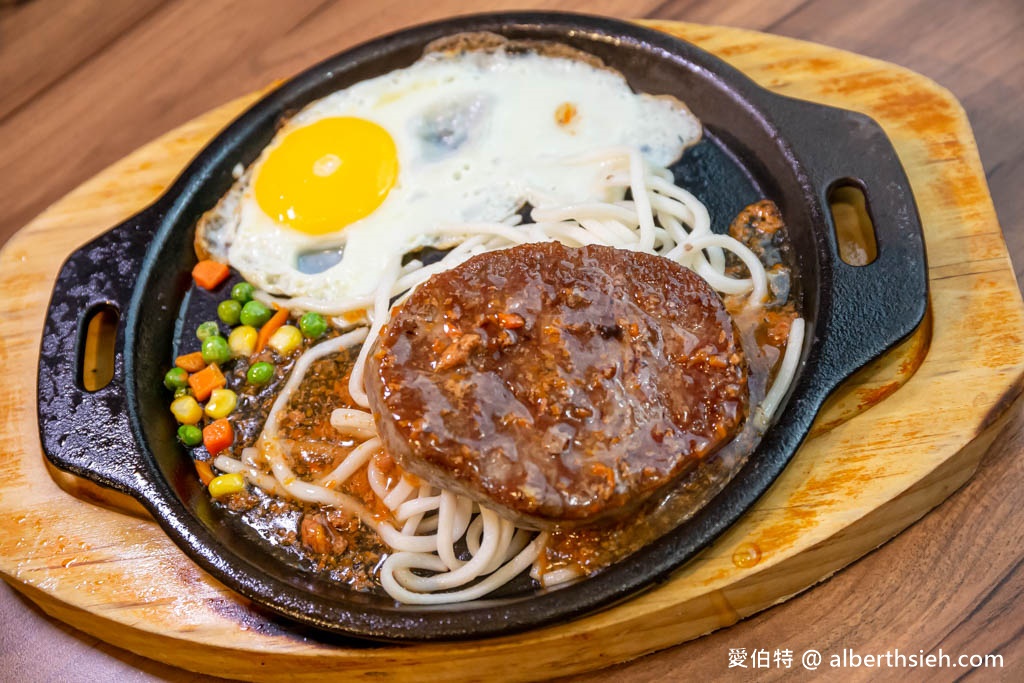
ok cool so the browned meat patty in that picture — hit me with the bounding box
[365,242,748,528]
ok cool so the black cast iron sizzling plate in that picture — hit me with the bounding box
[37,12,927,642]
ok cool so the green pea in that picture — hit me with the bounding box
[196,320,220,342]
[163,367,188,390]
[217,299,242,326]
[239,300,272,327]
[201,335,231,365]
[177,424,203,447]
[247,361,275,386]
[174,386,191,399]
[231,282,255,303]
[299,311,327,339]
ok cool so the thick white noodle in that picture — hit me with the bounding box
[395,494,441,522]
[686,233,768,305]
[241,446,262,469]
[315,437,379,489]
[379,533,549,605]
[531,565,583,588]
[626,148,657,252]
[327,409,376,440]
[756,317,806,427]
[397,507,503,591]
[531,202,639,225]
[436,491,467,571]
[376,521,442,553]
[382,478,416,510]
[576,218,629,247]
[214,454,289,497]
[223,147,805,605]
[347,254,401,407]
[366,455,390,501]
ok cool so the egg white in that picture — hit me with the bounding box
[197,46,703,305]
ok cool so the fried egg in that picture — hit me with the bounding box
[197,40,702,305]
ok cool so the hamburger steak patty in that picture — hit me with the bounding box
[366,242,748,528]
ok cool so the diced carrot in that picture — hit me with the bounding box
[203,419,234,456]
[188,363,225,401]
[192,259,230,290]
[194,460,215,486]
[175,351,206,373]
[255,306,289,353]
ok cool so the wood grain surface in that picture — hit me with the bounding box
[1,1,1022,681]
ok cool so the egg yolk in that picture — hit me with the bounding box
[254,117,398,235]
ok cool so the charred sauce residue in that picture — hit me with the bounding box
[210,338,390,593]
[207,198,798,590]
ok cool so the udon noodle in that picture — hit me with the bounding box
[214,147,804,603]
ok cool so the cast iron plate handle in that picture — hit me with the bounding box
[37,206,163,499]
[774,97,929,390]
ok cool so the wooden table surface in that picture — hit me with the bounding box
[1,0,1021,680]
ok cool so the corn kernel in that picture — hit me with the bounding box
[170,395,203,424]
[208,472,246,498]
[268,325,303,355]
[204,388,238,419]
[228,325,258,357]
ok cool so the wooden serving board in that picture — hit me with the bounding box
[0,20,1021,682]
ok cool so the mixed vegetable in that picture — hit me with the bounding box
[165,260,327,498]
